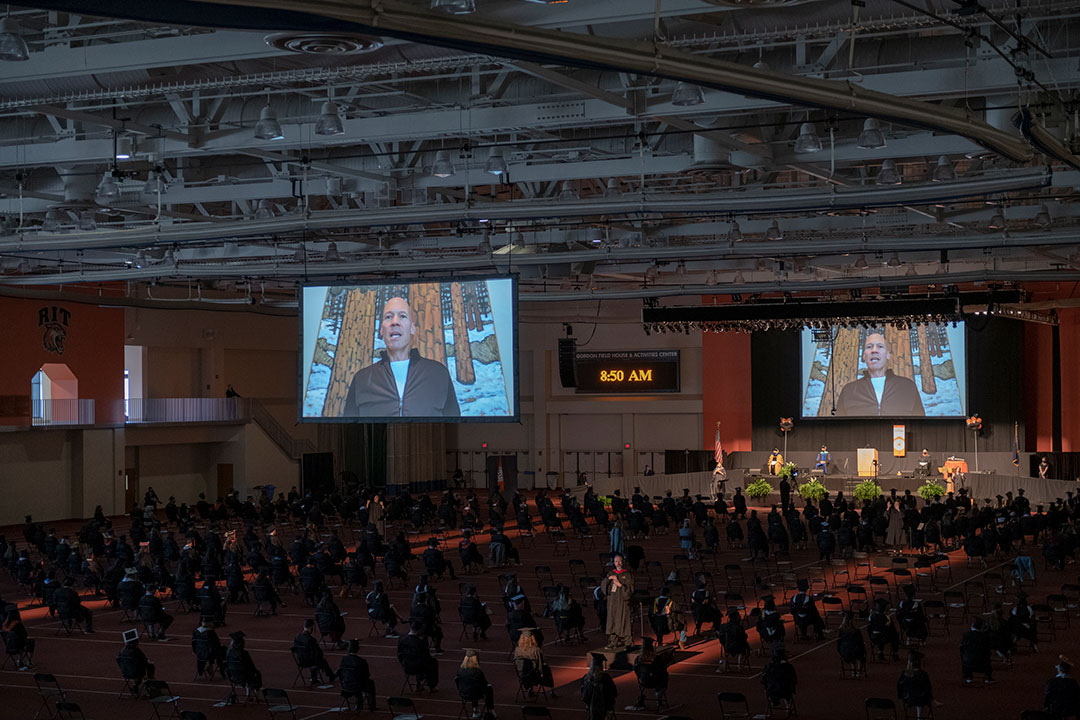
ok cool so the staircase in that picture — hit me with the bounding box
[249,399,315,460]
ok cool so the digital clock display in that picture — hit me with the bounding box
[574,350,680,393]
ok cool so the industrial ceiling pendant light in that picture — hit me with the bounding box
[78,210,96,231]
[315,98,344,137]
[794,122,823,153]
[431,0,476,13]
[558,181,578,201]
[988,207,1006,231]
[932,155,956,182]
[95,169,120,203]
[764,219,782,240]
[115,134,134,160]
[671,81,704,107]
[432,150,456,178]
[604,178,621,199]
[0,15,30,62]
[875,159,902,185]
[1034,204,1052,227]
[41,209,59,232]
[727,220,743,242]
[857,118,886,150]
[324,242,342,262]
[254,93,284,140]
[886,253,902,268]
[853,254,869,269]
[484,148,508,176]
[254,199,275,220]
[141,168,165,201]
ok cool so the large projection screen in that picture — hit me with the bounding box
[300,276,517,422]
[800,322,967,418]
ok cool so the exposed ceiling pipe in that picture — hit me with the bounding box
[195,0,1038,162]
[4,227,1078,286]
[26,0,1037,162]
[0,168,1050,253]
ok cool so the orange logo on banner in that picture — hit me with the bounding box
[893,425,906,457]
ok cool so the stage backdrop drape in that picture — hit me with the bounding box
[751,318,1025,454]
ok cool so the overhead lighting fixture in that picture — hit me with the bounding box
[558,181,578,201]
[764,219,782,240]
[645,264,658,282]
[510,232,526,250]
[254,104,284,140]
[674,261,686,277]
[163,247,175,265]
[115,134,134,160]
[315,101,344,136]
[857,118,886,150]
[133,249,147,269]
[324,242,342,262]
[254,199,275,220]
[727,220,743,242]
[875,159,902,185]
[41,210,59,232]
[484,148,508,176]
[671,81,704,107]
[794,123,823,153]
[1034,204,1052,228]
[604,178,621,199]
[988,207,1006,231]
[853,254,869,269]
[733,270,745,284]
[932,155,956,182]
[906,264,918,277]
[78,210,96,231]
[704,269,720,286]
[95,170,121,203]
[477,235,492,255]
[17,259,31,273]
[0,16,30,62]
[141,168,165,201]
[431,0,475,13]
[886,253,902,268]
[432,150,456,178]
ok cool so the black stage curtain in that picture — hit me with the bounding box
[1029,453,1080,483]
[664,450,715,474]
[750,318,1025,453]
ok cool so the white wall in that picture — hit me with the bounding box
[447,299,704,483]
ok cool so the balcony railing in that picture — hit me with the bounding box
[30,399,96,426]
[124,397,249,424]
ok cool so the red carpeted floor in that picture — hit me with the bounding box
[2,492,1077,720]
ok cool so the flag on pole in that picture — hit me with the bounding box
[714,423,723,467]
[497,456,505,491]
[1012,422,1020,467]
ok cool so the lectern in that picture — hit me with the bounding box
[857,448,879,478]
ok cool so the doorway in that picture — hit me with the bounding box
[216,464,234,502]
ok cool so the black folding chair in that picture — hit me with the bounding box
[717,691,752,720]
[864,697,898,720]
[388,696,423,720]
[263,688,299,720]
[54,703,89,720]
[34,672,66,720]
[145,680,181,720]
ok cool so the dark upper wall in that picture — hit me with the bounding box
[750,318,1025,453]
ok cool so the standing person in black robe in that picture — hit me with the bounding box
[603,552,634,650]
[580,653,617,720]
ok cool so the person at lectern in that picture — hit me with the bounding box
[767,448,784,475]
[835,331,925,417]
[343,296,460,417]
[815,446,830,474]
[917,449,932,477]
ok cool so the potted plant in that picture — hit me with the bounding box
[797,477,828,503]
[853,479,883,503]
[745,478,774,500]
[776,462,798,481]
[917,480,946,501]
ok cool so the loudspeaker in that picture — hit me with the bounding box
[558,338,577,388]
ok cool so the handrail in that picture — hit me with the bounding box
[249,398,314,460]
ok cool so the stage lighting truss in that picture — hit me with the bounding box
[639,291,1033,334]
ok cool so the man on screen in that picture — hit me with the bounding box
[343,296,460,417]
[835,331,925,417]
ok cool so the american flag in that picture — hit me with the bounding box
[714,424,723,466]
[497,456,505,489]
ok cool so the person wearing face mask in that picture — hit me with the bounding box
[835,330,925,417]
[343,296,460,417]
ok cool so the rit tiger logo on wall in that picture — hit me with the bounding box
[38,305,71,356]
